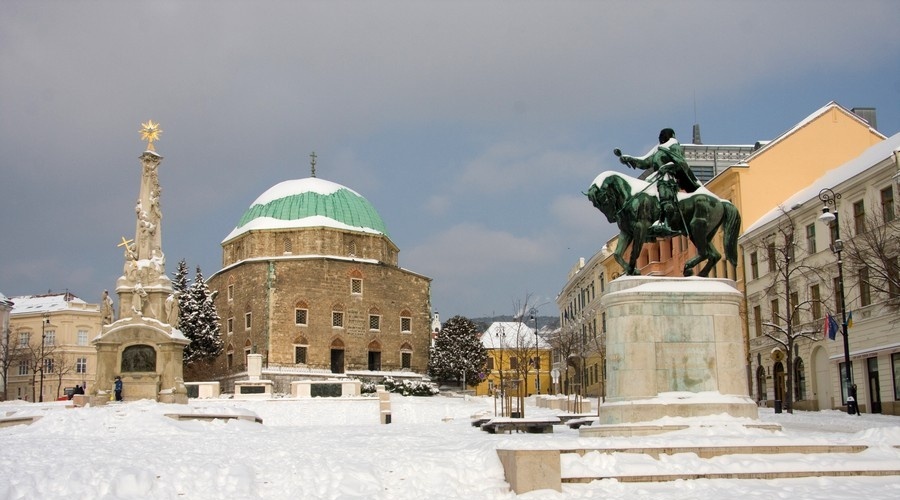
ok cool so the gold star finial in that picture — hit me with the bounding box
[140,120,162,151]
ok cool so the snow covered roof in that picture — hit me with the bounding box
[737,101,885,166]
[480,321,551,349]
[744,131,900,234]
[223,177,389,243]
[9,293,89,315]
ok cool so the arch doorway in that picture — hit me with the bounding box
[330,338,345,374]
[773,362,785,403]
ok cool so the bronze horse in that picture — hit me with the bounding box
[586,171,741,277]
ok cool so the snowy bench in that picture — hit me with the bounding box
[164,413,263,424]
[481,416,559,434]
[0,415,42,428]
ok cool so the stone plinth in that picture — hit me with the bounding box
[599,276,757,424]
[290,380,361,398]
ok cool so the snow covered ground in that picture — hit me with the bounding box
[2,394,900,499]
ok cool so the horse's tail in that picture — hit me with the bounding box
[723,202,741,269]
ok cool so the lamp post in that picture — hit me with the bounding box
[530,312,539,395]
[818,187,854,413]
[39,313,49,403]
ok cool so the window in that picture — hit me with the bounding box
[44,358,54,373]
[44,330,55,346]
[332,311,344,328]
[283,236,293,254]
[753,305,762,337]
[227,284,234,302]
[770,299,780,325]
[18,359,28,375]
[790,292,799,327]
[810,284,821,321]
[805,223,816,254]
[486,357,495,370]
[767,243,776,273]
[351,278,362,295]
[794,358,806,401]
[601,312,607,333]
[400,314,411,333]
[750,251,759,280]
[295,308,308,326]
[509,357,518,370]
[834,277,844,314]
[77,329,88,346]
[18,332,29,347]
[369,314,381,331]
[294,345,307,364]
[76,357,87,374]
[245,312,252,330]
[893,353,900,401]
[859,267,871,307]
[401,352,412,369]
[882,186,895,222]
[889,256,899,298]
[532,356,541,369]
[227,317,234,334]
[853,200,866,235]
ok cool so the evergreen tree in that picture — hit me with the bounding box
[427,315,487,387]
[171,259,192,332]
[182,266,223,363]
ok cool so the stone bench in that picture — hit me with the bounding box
[164,413,263,424]
[481,417,559,434]
[497,443,887,494]
[0,415,42,428]
[566,417,596,429]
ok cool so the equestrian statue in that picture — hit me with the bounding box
[585,128,741,277]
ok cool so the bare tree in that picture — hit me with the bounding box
[550,321,581,395]
[841,209,900,315]
[49,351,76,400]
[1,327,15,401]
[757,208,829,413]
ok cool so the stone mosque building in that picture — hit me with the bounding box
[207,160,432,391]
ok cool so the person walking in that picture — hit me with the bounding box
[114,376,123,402]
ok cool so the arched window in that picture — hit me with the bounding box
[756,365,767,402]
[367,340,382,371]
[794,357,806,401]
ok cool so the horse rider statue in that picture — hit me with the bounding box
[614,128,702,234]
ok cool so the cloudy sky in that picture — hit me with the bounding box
[2,0,899,318]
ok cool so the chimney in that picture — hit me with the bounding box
[851,107,877,130]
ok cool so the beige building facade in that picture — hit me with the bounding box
[5,293,101,401]
[741,133,900,414]
[208,176,433,393]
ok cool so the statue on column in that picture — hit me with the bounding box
[101,290,115,325]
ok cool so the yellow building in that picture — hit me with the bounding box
[474,321,552,398]
[5,293,101,401]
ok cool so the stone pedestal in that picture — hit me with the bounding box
[598,276,758,424]
[234,354,274,399]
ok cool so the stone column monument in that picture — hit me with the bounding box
[92,121,189,404]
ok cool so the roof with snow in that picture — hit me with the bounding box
[9,293,88,315]
[480,321,551,349]
[733,101,885,167]
[224,177,389,243]
[744,131,900,234]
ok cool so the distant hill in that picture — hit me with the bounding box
[468,315,559,332]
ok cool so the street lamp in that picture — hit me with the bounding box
[530,312,539,395]
[39,313,49,403]
[818,187,854,413]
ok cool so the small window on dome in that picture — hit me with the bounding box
[283,237,292,254]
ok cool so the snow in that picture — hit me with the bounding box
[590,172,724,202]
[223,214,384,242]
[8,293,89,314]
[250,178,362,206]
[2,395,900,499]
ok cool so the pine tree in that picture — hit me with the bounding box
[182,267,223,364]
[171,259,192,332]
[427,315,487,387]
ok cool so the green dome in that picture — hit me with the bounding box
[224,177,388,242]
